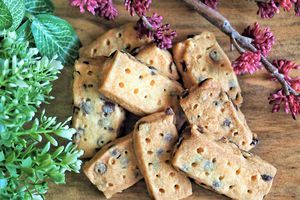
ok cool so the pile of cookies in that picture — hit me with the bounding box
[72,23,277,200]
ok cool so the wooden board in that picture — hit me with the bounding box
[46,0,300,199]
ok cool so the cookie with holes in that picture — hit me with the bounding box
[136,44,179,80]
[84,133,142,199]
[133,109,192,200]
[99,50,183,117]
[79,23,151,58]
[172,126,277,200]
[73,57,125,158]
[180,78,255,151]
[173,31,243,106]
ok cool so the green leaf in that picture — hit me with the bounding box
[55,128,76,140]
[41,142,50,154]
[44,134,58,146]
[0,0,13,30]
[16,20,34,44]
[21,157,32,167]
[2,0,25,31]
[0,151,4,162]
[31,14,81,65]
[25,0,54,15]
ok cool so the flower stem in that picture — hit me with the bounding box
[183,0,299,97]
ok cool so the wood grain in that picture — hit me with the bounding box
[45,0,300,199]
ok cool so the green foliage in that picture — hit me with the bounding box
[31,14,81,66]
[1,0,80,66]
[0,1,12,30]
[0,32,83,200]
[25,0,54,15]
[1,0,25,31]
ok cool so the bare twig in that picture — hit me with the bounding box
[183,0,299,96]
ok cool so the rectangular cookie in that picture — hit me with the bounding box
[72,57,125,158]
[180,78,255,151]
[136,44,179,80]
[84,133,142,199]
[172,126,277,200]
[173,32,243,106]
[80,23,151,58]
[133,109,192,200]
[99,50,183,116]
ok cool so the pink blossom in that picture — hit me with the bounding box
[124,0,152,16]
[70,0,118,20]
[136,13,176,49]
[233,51,262,75]
[269,89,300,119]
[242,22,275,57]
[279,0,294,11]
[202,0,219,9]
[70,0,99,14]
[256,1,280,18]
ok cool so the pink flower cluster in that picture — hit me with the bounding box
[233,22,275,75]
[124,0,152,16]
[242,22,275,57]
[70,0,118,20]
[202,0,219,9]
[233,51,262,75]
[269,60,300,118]
[136,13,176,49]
[257,0,300,18]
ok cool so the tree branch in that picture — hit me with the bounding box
[183,0,299,96]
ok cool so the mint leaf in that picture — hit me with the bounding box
[25,0,54,15]
[0,0,13,30]
[31,14,81,65]
[16,20,34,44]
[2,0,25,31]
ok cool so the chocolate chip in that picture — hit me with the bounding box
[181,89,189,98]
[212,180,221,188]
[180,61,187,72]
[81,100,92,115]
[209,50,220,62]
[164,133,173,142]
[102,102,115,115]
[261,174,273,182]
[156,148,164,156]
[148,66,157,75]
[110,148,121,158]
[250,137,259,146]
[186,34,195,38]
[222,118,231,127]
[83,84,87,89]
[94,162,107,174]
[165,107,174,115]
[83,61,90,64]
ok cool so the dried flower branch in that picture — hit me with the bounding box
[183,0,300,118]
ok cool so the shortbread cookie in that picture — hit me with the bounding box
[172,126,277,200]
[136,44,179,80]
[133,109,192,200]
[99,50,183,116]
[180,79,255,151]
[173,31,243,106]
[80,23,150,58]
[84,133,142,199]
[72,57,125,158]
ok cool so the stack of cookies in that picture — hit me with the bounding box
[72,23,277,200]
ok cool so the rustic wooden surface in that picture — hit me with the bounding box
[45,0,300,199]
